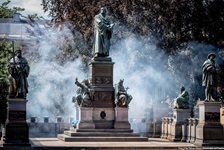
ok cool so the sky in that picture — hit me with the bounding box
[1,0,49,18]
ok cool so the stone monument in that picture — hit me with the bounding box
[58,7,147,142]
[194,53,224,146]
[169,85,190,141]
[3,49,30,146]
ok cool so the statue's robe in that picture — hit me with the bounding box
[202,59,217,87]
[93,13,113,57]
[8,56,29,98]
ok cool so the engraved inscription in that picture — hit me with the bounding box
[205,112,220,122]
[9,110,26,121]
[94,65,112,76]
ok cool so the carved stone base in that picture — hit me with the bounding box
[3,98,30,146]
[194,101,223,146]
[152,120,162,138]
[169,109,190,141]
[77,107,95,129]
[114,107,131,129]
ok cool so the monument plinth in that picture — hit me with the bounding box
[3,98,30,146]
[58,57,148,142]
[194,101,224,146]
[90,57,115,129]
[114,107,131,129]
[169,109,191,141]
[77,107,95,129]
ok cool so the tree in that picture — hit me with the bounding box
[0,40,13,127]
[0,0,25,18]
[42,0,224,53]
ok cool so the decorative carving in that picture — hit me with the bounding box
[94,92,113,101]
[95,76,112,84]
[100,111,106,119]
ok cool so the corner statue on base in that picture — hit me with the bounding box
[72,78,94,107]
[115,79,132,107]
[93,7,115,57]
[8,50,30,99]
[202,53,219,101]
[173,85,189,109]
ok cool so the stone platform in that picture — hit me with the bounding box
[58,129,148,142]
[1,138,202,149]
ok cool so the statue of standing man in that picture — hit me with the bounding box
[93,7,114,57]
[8,50,30,99]
[202,53,218,101]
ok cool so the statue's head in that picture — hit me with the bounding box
[207,53,216,60]
[181,85,185,91]
[100,7,107,17]
[82,79,89,85]
[15,50,22,58]
[118,79,124,85]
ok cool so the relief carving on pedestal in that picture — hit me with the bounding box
[95,76,112,84]
[94,92,113,101]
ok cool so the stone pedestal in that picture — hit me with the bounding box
[89,57,115,129]
[152,120,162,138]
[77,107,95,129]
[114,107,131,129]
[152,103,170,138]
[195,101,224,146]
[169,109,190,141]
[3,98,30,146]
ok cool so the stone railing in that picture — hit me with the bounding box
[161,116,199,143]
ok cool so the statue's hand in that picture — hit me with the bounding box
[110,23,115,28]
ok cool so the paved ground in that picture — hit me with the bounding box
[29,138,201,149]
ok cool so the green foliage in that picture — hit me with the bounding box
[0,0,25,18]
[0,40,13,126]
[42,0,224,53]
[0,40,13,78]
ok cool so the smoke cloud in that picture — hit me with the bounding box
[26,23,88,122]
[25,21,221,129]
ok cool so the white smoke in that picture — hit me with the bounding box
[26,24,87,122]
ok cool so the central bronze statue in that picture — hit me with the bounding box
[93,7,114,57]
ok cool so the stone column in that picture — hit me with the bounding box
[195,102,224,146]
[186,118,192,142]
[167,117,173,140]
[3,98,30,146]
[114,107,131,129]
[160,118,165,138]
[181,118,188,142]
[163,117,168,139]
[77,107,95,129]
[190,118,198,143]
[169,109,191,141]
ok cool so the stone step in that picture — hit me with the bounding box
[70,128,133,133]
[64,130,140,137]
[58,134,148,142]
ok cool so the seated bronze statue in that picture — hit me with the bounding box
[115,79,132,107]
[173,85,189,109]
